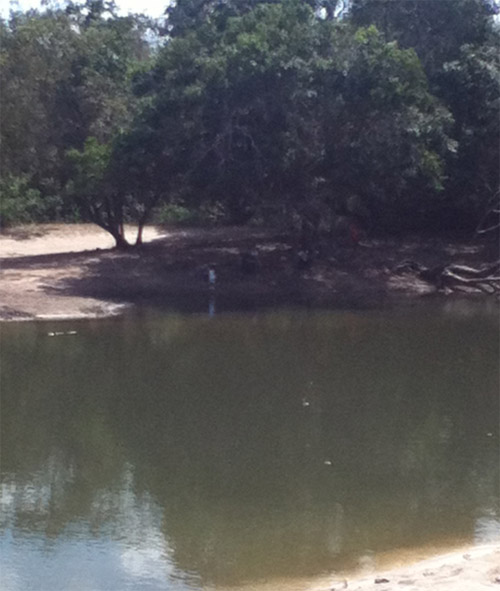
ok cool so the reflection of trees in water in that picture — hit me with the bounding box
[1,310,498,585]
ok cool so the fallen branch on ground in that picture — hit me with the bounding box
[394,259,500,295]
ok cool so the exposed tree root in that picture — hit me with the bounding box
[394,260,500,295]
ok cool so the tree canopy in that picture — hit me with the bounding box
[1,0,498,245]
[1,0,152,232]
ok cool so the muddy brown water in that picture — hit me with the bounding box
[1,300,499,590]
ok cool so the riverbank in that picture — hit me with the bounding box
[323,543,500,591]
[221,544,500,591]
[0,223,497,321]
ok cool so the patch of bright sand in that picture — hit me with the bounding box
[0,223,167,257]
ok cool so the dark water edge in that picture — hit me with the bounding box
[103,284,500,322]
[1,300,499,590]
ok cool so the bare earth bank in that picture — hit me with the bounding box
[0,223,497,321]
[0,223,166,320]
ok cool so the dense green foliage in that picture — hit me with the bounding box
[1,0,498,245]
[350,0,500,228]
[0,0,151,231]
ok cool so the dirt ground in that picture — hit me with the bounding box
[0,223,497,321]
[0,224,167,320]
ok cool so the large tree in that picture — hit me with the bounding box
[3,0,496,239]
[125,0,453,236]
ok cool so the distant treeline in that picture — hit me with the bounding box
[1,0,499,246]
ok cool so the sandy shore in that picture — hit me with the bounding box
[324,544,500,591]
[215,544,500,591]
[1,223,495,322]
[0,223,168,320]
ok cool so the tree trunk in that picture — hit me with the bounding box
[110,222,129,249]
[135,195,161,246]
[113,231,130,250]
[135,223,144,246]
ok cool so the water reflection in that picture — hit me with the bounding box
[1,463,200,590]
[208,294,216,318]
[1,304,499,590]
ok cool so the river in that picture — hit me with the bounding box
[1,300,498,590]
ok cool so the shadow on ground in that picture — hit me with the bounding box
[2,226,495,316]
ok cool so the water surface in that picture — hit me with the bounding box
[1,301,499,590]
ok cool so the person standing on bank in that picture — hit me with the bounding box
[208,266,216,290]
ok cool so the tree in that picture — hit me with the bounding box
[348,0,500,230]
[0,9,77,206]
[126,0,453,237]
[66,129,169,248]
[164,0,345,38]
[165,0,294,38]
[109,124,172,245]
[349,0,498,79]
[317,25,455,230]
[3,0,492,239]
[437,38,500,228]
[0,2,152,228]
[66,137,129,248]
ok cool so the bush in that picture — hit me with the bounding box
[154,203,223,227]
[0,175,65,227]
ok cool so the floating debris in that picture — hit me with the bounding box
[47,331,77,337]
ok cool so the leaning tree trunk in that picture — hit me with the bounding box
[113,230,130,250]
[107,197,129,249]
[104,213,129,249]
[86,204,130,249]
